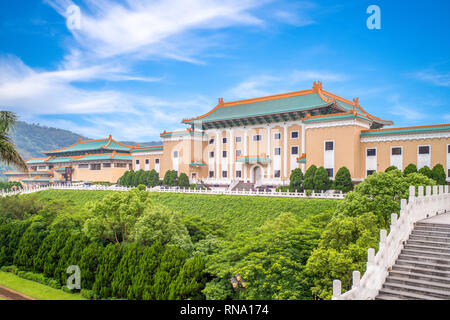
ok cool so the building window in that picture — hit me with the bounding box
[291,146,299,155]
[291,131,299,139]
[325,141,334,151]
[391,147,402,155]
[223,137,227,144]
[173,151,179,158]
[155,158,160,164]
[367,148,376,156]
[78,164,89,169]
[209,151,215,158]
[236,136,242,143]
[274,132,281,140]
[90,164,101,170]
[419,146,430,154]
[326,168,334,178]
[103,163,111,168]
[367,170,376,176]
[236,150,242,157]
[38,165,47,170]
[253,134,262,142]
[209,171,214,178]
[223,151,227,158]
[274,170,281,178]
[129,164,132,169]
[114,163,127,168]
[448,145,450,154]
[209,138,214,145]
[145,159,149,164]
[274,147,281,155]
[448,169,450,178]
[135,159,140,164]
[236,170,242,178]
[222,171,228,178]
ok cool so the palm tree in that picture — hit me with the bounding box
[0,111,27,171]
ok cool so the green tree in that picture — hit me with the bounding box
[111,243,142,298]
[306,212,379,300]
[133,204,193,251]
[93,243,123,299]
[178,173,190,188]
[418,166,433,179]
[43,233,69,278]
[289,168,304,191]
[334,167,353,192]
[0,111,28,170]
[83,189,152,245]
[13,219,48,269]
[0,220,31,266]
[33,230,59,272]
[432,164,446,185]
[169,255,207,300]
[163,170,178,186]
[148,169,160,187]
[79,243,103,290]
[403,163,417,175]
[303,165,317,190]
[385,166,399,173]
[313,167,331,191]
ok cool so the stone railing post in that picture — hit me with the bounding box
[367,248,375,269]
[332,280,341,300]
[390,213,397,231]
[379,229,387,251]
[352,271,361,290]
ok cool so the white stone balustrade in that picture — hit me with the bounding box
[332,184,450,300]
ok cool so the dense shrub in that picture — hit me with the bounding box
[384,166,399,173]
[403,163,417,175]
[432,164,447,185]
[334,167,353,192]
[289,168,304,191]
[313,167,331,191]
[303,165,317,190]
[178,173,190,188]
[418,166,433,179]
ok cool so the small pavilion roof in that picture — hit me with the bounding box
[42,135,134,155]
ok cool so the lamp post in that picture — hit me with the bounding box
[230,273,246,298]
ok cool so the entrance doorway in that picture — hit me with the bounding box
[252,166,263,185]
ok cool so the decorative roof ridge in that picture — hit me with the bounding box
[296,153,307,161]
[305,110,354,120]
[361,123,450,133]
[131,145,164,150]
[42,138,109,153]
[182,89,314,123]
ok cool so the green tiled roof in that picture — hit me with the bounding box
[71,154,113,162]
[112,154,132,160]
[303,113,371,123]
[4,172,26,175]
[130,146,163,153]
[361,125,450,136]
[30,171,51,175]
[296,158,306,164]
[160,131,203,137]
[236,157,271,163]
[43,138,133,155]
[53,168,67,172]
[189,162,206,167]
[26,158,47,164]
[46,157,72,163]
[184,93,331,123]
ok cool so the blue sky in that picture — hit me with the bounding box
[0,0,449,141]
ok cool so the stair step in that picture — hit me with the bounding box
[386,275,450,291]
[382,282,450,299]
[396,258,450,272]
[392,264,450,278]
[409,234,450,243]
[412,230,450,238]
[416,222,450,229]
[407,239,450,248]
[414,225,450,233]
[377,288,442,300]
[389,270,450,285]
[398,253,450,265]
[402,248,450,260]
[404,243,450,254]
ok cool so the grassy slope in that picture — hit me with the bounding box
[30,190,338,237]
[0,271,85,300]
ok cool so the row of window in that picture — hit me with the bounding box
[366,145,434,157]
[208,131,300,145]
[78,163,130,170]
[208,170,283,179]
[135,159,160,165]
[209,146,300,159]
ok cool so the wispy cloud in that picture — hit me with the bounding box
[226,69,348,99]
[409,70,450,87]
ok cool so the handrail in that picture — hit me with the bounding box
[332,185,450,300]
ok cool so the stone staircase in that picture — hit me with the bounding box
[376,221,450,300]
[232,181,255,191]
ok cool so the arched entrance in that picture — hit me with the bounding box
[251,165,263,185]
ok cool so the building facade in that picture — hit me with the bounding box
[5,135,134,185]
[130,81,450,187]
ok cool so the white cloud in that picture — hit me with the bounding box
[46,0,268,63]
[387,94,427,122]
[226,69,348,99]
[409,70,450,87]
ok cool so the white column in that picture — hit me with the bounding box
[301,122,306,172]
[230,129,234,180]
[267,125,271,180]
[244,128,248,182]
[283,124,288,179]
[215,131,220,179]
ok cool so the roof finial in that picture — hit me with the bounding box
[218,97,224,105]
[353,97,359,106]
[78,138,82,143]
[312,81,323,93]
[109,134,112,139]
